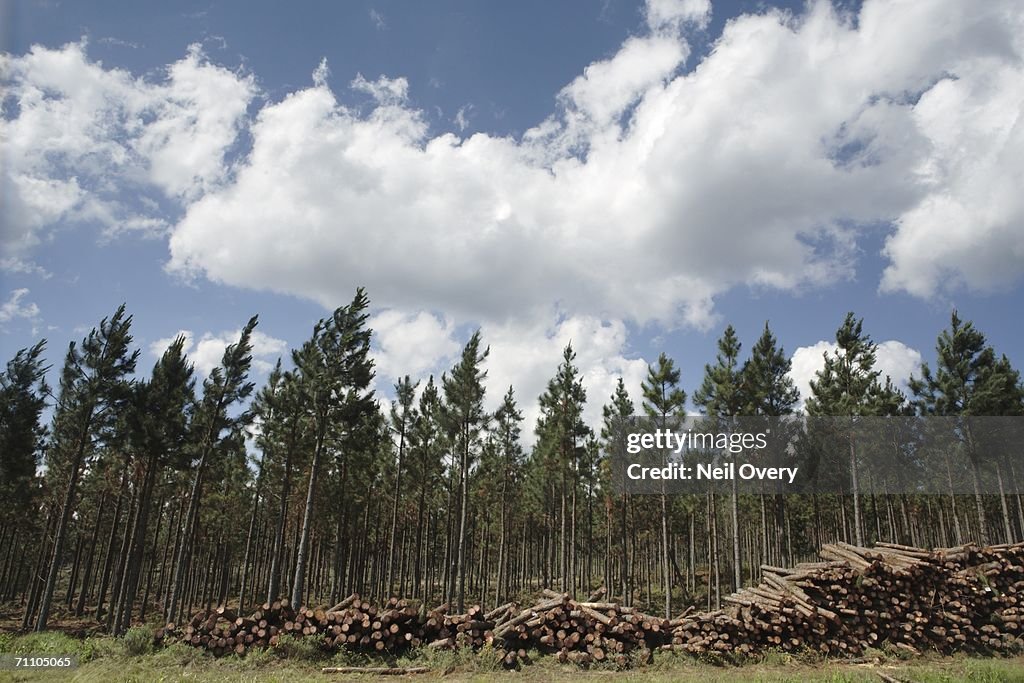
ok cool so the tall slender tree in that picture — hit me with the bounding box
[387,375,419,595]
[910,311,1024,542]
[693,325,745,591]
[806,313,882,547]
[263,367,311,603]
[291,289,376,608]
[741,323,799,566]
[35,306,139,631]
[114,336,195,633]
[600,378,634,604]
[410,376,444,601]
[442,331,489,613]
[0,341,50,522]
[167,317,258,623]
[535,344,589,596]
[742,323,799,416]
[492,386,523,605]
[641,353,686,618]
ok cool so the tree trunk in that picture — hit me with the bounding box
[292,423,326,608]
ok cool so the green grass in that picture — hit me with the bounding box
[0,632,1022,682]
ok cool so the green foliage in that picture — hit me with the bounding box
[270,634,326,661]
[149,641,209,667]
[442,330,490,455]
[911,311,1024,416]
[806,313,878,416]
[122,626,154,656]
[412,642,479,673]
[534,343,590,479]
[0,340,49,522]
[642,352,687,421]
[694,325,744,417]
[743,322,800,416]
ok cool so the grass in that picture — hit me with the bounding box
[0,632,1023,682]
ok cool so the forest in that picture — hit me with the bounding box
[1,286,1022,640]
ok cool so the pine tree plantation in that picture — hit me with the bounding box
[1,298,1023,656]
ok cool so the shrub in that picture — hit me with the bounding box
[122,626,154,656]
[271,634,326,661]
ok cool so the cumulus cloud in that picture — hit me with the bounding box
[371,309,460,382]
[481,313,649,445]
[0,41,255,256]
[4,0,1024,427]
[645,0,711,32]
[158,0,1024,331]
[0,288,41,327]
[789,339,923,409]
[149,327,288,377]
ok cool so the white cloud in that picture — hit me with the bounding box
[158,0,1024,332]
[880,59,1024,296]
[0,288,41,326]
[789,339,922,410]
[0,257,51,278]
[149,327,287,377]
[369,8,386,31]
[350,73,408,105]
[646,0,711,32]
[0,40,255,256]
[481,313,648,446]
[4,0,1024,423]
[371,309,460,382]
[454,104,472,132]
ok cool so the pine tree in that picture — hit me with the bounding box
[238,359,284,613]
[492,386,523,604]
[694,325,745,416]
[806,313,882,547]
[535,344,590,596]
[641,353,686,618]
[910,312,1024,416]
[35,305,139,631]
[291,289,376,608]
[738,323,800,566]
[742,323,799,416]
[387,375,419,595]
[410,376,444,601]
[693,325,745,592]
[167,316,258,623]
[263,367,312,603]
[909,311,1024,542]
[0,341,49,523]
[441,331,489,613]
[600,378,634,605]
[113,336,195,633]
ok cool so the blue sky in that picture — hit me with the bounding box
[2,0,1023,436]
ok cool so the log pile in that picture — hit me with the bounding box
[157,595,429,656]
[157,590,674,665]
[484,588,676,667]
[668,541,1024,658]
[156,541,1024,665]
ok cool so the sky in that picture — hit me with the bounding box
[2,0,1023,442]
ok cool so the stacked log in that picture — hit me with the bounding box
[486,589,673,668]
[320,596,425,652]
[157,601,291,657]
[155,541,1024,664]
[668,541,1024,658]
[157,595,428,657]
